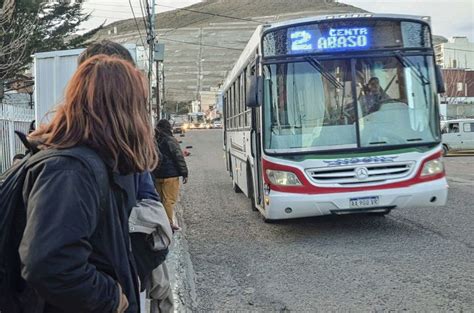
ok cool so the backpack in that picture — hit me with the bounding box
[0,146,109,313]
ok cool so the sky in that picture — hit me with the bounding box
[82,0,474,41]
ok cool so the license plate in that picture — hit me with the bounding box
[350,196,380,208]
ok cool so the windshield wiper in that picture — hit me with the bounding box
[305,56,344,89]
[394,52,430,85]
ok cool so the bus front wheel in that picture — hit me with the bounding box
[443,145,449,156]
[247,164,258,211]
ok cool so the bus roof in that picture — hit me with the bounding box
[264,13,431,32]
[221,13,432,92]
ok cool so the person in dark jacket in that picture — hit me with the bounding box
[153,119,188,230]
[20,55,159,313]
[79,40,174,313]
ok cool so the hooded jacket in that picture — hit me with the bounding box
[153,133,188,179]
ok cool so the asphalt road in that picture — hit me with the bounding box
[174,130,474,312]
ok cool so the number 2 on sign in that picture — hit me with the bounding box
[291,31,312,51]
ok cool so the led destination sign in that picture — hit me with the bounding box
[262,20,432,57]
[290,27,370,52]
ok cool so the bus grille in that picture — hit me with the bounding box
[306,162,415,185]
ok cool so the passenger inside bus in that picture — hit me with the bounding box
[359,77,391,115]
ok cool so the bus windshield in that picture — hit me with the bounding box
[263,55,440,153]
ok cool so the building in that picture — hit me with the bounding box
[435,37,474,69]
[440,69,474,120]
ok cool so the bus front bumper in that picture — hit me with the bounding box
[264,178,449,220]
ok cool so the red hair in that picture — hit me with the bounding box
[30,55,158,174]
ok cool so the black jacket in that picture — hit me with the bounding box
[20,155,140,313]
[153,134,188,179]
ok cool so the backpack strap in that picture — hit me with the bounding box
[26,146,109,210]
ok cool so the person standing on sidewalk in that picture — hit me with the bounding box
[153,119,188,230]
[18,55,158,313]
[78,40,175,313]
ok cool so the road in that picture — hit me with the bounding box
[173,130,474,312]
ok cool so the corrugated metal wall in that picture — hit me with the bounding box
[0,103,34,174]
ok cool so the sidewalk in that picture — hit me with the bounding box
[140,203,195,313]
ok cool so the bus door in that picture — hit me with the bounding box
[252,106,263,206]
[249,60,263,206]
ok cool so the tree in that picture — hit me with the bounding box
[1,0,102,98]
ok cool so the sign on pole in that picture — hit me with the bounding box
[154,44,165,62]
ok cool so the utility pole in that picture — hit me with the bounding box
[146,0,156,122]
[154,43,165,119]
[156,61,160,119]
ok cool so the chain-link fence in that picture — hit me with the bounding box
[0,103,34,174]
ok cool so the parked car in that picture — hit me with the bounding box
[441,119,474,155]
[212,121,222,129]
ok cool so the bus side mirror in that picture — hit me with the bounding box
[435,65,446,94]
[246,75,262,108]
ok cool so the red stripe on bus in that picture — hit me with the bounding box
[262,151,445,194]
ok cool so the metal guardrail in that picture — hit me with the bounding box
[0,103,34,174]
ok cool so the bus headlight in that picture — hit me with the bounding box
[266,170,302,186]
[421,158,444,177]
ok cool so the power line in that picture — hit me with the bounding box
[83,7,139,14]
[128,0,148,53]
[83,1,268,25]
[159,37,242,51]
[155,3,265,24]
[157,2,265,37]
[83,2,142,9]
[138,0,149,36]
[88,14,124,20]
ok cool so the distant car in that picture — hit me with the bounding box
[442,118,474,155]
[212,121,222,129]
[172,122,185,135]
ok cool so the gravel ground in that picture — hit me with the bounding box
[173,130,474,312]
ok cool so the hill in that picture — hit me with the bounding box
[100,1,447,112]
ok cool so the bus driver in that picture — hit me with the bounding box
[360,77,390,115]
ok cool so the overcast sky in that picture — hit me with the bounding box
[82,0,473,41]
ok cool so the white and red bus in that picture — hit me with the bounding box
[222,14,448,221]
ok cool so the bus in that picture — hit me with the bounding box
[222,14,448,221]
[186,112,208,129]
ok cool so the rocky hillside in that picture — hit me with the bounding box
[102,0,365,35]
[94,1,366,108]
